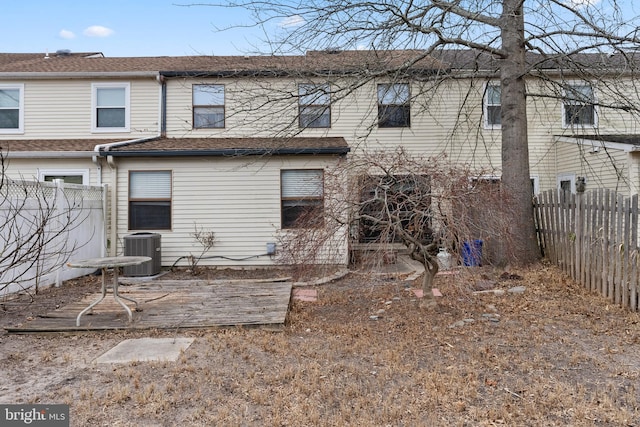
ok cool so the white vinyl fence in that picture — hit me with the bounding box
[0,179,106,296]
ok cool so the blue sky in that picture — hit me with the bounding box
[3,1,639,58]
[2,1,269,57]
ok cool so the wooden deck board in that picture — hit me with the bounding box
[5,280,293,333]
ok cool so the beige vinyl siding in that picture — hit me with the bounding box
[0,78,160,139]
[2,158,99,184]
[555,140,631,195]
[114,156,347,267]
[165,77,504,167]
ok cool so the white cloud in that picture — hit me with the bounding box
[279,15,305,28]
[59,29,76,39]
[83,25,114,38]
[567,0,600,8]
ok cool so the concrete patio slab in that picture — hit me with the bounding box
[94,337,195,364]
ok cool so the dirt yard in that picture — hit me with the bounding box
[0,262,639,426]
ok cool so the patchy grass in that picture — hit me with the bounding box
[1,263,639,426]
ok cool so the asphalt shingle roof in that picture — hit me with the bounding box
[106,137,350,156]
[1,137,350,156]
[0,50,443,75]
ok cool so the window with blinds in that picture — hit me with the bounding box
[281,169,324,229]
[299,83,331,128]
[484,83,501,128]
[193,84,225,129]
[92,83,129,132]
[129,170,172,230]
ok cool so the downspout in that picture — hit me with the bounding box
[93,138,153,257]
[92,72,165,257]
[160,74,167,137]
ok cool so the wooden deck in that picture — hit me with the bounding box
[5,280,293,333]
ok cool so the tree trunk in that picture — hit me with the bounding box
[499,0,540,265]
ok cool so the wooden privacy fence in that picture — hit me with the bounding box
[535,189,639,311]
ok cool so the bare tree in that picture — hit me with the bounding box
[277,148,511,293]
[0,151,91,298]
[201,0,640,266]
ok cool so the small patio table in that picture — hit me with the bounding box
[67,256,152,326]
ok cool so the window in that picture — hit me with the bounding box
[359,174,431,244]
[531,176,540,196]
[484,83,501,128]
[377,83,410,128]
[92,83,130,132]
[557,173,575,204]
[281,169,324,229]
[129,171,172,230]
[39,169,89,185]
[193,84,225,128]
[563,83,596,127]
[0,84,24,133]
[299,83,331,128]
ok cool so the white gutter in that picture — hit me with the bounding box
[4,151,96,158]
[93,136,160,257]
[0,72,159,79]
[555,136,640,153]
[94,74,165,256]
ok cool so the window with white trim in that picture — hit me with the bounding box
[39,169,89,185]
[377,83,410,128]
[557,173,576,204]
[563,83,596,128]
[484,83,501,128]
[299,83,331,128]
[0,84,24,133]
[281,169,324,229]
[129,171,172,230]
[92,83,130,132]
[531,176,540,196]
[193,84,225,128]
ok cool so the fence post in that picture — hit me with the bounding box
[575,188,584,286]
[53,179,65,288]
[102,183,109,258]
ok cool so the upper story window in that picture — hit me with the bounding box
[0,84,24,133]
[92,83,130,132]
[563,83,596,128]
[377,83,410,128]
[281,169,324,229]
[299,83,331,128]
[484,83,501,128]
[129,170,172,230]
[193,84,225,129]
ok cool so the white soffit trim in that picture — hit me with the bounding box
[555,136,640,153]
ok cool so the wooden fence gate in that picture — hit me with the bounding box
[535,189,639,311]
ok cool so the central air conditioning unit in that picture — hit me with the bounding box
[123,233,161,276]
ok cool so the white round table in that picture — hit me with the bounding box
[67,256,152,326]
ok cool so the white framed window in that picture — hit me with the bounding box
[377,83,410,128]
[484,82,501,129]
[38,169,90,185]
[129,170,172,230]
[91,82,130,133]
[193,84,225,128]
[281,169,324,229]
[563,83,597,128]
[0,84,24,134]
[557,173,576,204]
[299,83,331,128]
[530,176,540,196]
